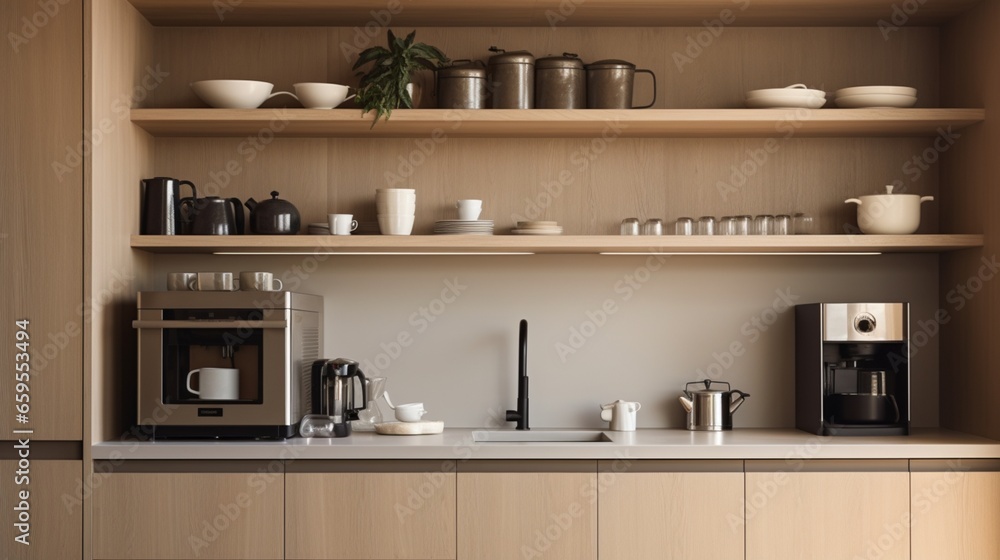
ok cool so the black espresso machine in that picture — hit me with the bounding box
[795,303,909,436]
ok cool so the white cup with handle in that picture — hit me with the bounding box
[238,271,283,291]
[600,400,641,431]
[456,199,483,221]
[329,213,359,235]
[186,367,240,400]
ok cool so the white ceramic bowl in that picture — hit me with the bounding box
[394,403,427,422]
[745,94,826,109]
[190,80,285,109]
[845,186,934,234]
[376,188,416,194]
[836,86,917,98]
[835,93,917,108]
[378,214,415,235]
[746,85,826,99]
[293,82,355,109]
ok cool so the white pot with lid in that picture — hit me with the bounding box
[845,185,934,235]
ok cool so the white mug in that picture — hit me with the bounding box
[329,213,359,235]
[394,402,427,422]
[186,367,240,400]
[600,400,641,431]
[456,199,483,221]
[238,271,283,292]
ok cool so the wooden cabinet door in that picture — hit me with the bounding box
[0,458,82,559]
[745,460,910,560]
[598,460,744,560]
[285,460,456,560]
[911,460,1000,560]
[92,462,283,559]
[0,0,84,440]
[457,461,596,560]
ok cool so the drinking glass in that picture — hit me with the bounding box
[734,215,751,236]
[697,216,716,236]
[772,214,791,235]
[674,217,694,236]
[719,216,736,236]
[753,215,773,235]
[642,218,664,236]
[793,212,815,234]
[620,218,640,235]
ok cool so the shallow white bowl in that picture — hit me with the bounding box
[747,86,826,99]
[835,93,917,108]
[745,94,826,109]
[293,82,354,109]
[190,80,280,109]
[836,86,917,98]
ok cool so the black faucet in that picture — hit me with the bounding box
[506,319,530,430]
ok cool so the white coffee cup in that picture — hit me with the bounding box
[188,272,235,291]
[600,400,641,431]
[186,367,240,400]
[292,82,355,109]
[457,199,483,221]
[395,402,427,422]
[329,213,359,235]
[238,271,283,291]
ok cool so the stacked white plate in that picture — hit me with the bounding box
[834,86,917,108]
[307,222,331,235]
[433,220,494,235]
[745,84,827,109]
[512,221,563,235]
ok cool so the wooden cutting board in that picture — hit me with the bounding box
[374,421,444,435]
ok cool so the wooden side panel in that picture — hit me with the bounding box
[745,471,910,560]
[599,472,744,560]
[911,470,1000,560]
[458,472,596,560]
[0,460,83,559]
[0,0,83,440]
[92,472,283,559]
[939,0,1000,440]
[286,471,457,559]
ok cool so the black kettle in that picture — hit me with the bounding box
[189,196,245,235]
[140,177,197,235]
[311,358,368,438]
[245,191,301,235]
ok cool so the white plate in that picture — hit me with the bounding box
[745,95,826,109]
[835,93,917,108]
[746,85,826,99]
[836,86,917,98]
[512,228,563,235]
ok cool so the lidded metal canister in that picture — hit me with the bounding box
[487,47,535,109]
[436,61,487,109]
[535,53,586,109]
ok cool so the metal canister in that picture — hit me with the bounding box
[436,61,487,109]
[487,47,534,109]
[535,53,586,109]
[585,59,657,109]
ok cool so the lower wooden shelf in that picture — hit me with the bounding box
[130,234,984,255]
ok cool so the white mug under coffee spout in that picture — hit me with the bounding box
[600,400,641,431]
[456,199,482,221]
[186,367,240,400]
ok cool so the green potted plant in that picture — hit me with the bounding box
[353,30,448,126]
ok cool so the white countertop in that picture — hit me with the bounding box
[91,428,1000,461]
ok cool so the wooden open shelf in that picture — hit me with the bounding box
[131,108,986,139]
[127,0,981,27]
[130,234,985,255]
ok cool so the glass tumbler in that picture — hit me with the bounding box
[621,218,640,235]
[719,216,736,236]
[753,215,773,235]
[674,217,694,236]
[697,216,716,236]
[734,215,751,236]
[792,212,815,234]
[771,214,791,235]
[642,219,664,236]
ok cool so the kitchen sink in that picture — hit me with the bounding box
[472,430,612,443]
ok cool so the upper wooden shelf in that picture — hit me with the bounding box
[127,0,982,27]
[130,108,986,139]
[131,234,984,255]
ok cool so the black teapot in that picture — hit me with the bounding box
[188,196,245,235]
[245,191,301,235]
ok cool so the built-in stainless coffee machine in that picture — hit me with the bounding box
[795,303,909,436]
[134,291,322,439]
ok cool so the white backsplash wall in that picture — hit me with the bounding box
[152,254,939,429]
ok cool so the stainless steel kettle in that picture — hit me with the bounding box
[678,380,749,431]
[311,358,368,437]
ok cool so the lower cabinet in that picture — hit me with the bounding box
[910,459,1000,560]
[745,460,911,560]
[457,461,597,560]
[0,458,82,560]
[598,460,744,560]
[285,460,457,560]
[92,461,284,560]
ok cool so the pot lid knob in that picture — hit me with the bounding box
[884,184,894,195]
[270,190,280,199]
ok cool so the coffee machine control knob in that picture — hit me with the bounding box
[854,312,877,334]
